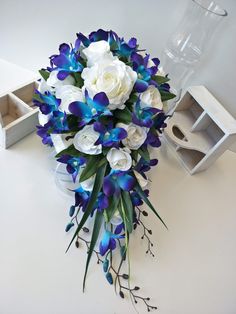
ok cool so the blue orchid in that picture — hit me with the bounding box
[76,29,137,58]
[135,157,158,174]
[74,187,90,210]
[36,111,68,146]
[99,230,124,256]
[69,90,111,127]
[103,170,136,197]
[51,111,69,132]
[34,90,61,115]
[36,122,53,146]
[153,111,168,132]
[49,43,83,80]
[57,155,86,182]
[109,33,137,58]
[76,29,109,47]
[132,98,158,128]
[145,129,161,147]
[131,52,160,92]
[131,189,149,207]
[95,193,109,213]
[73,188,108,215]
[93,121,127,147]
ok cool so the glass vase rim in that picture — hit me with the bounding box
[192,0,228,17]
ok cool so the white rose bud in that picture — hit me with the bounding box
[117,123,147,150]
[82,40,114,67]
[82,59,137,110]
[140,85,163,110]
[73,125,102,155]
[107,147,132,171]
[47,71,75,89]
[55,85,84,113]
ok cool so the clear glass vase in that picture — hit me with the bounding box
[160,0,228,110]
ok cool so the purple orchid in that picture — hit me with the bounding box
[36,111,68,146]
[57,155,86,182]
[153,111,168,132]
[132,98,159,128]
[145,129,161,147]
[77,29,137,58]
[103,170,136,197]
[110,34,137,58]
[36,123,53,146]
[34,90,61,115]
[49,43,83,80]
[74,187,90,210]
[134,158,158,174]
[96,193,109,213]
[99,230,124,256]
[131,189,149,207]
[76,29,109,47]
[93,121,127,147]
[69,90,111,127]
[131,52,159,92]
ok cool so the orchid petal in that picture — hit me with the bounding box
[117,173,135,192]
[134,79,149,92]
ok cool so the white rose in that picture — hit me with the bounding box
[82,40,114,67]
[82,59,137,110]
[51,134,73,154]
[117,123,147,150]
[47,71,75,89]
[134,170,148,188]
[80,174,95,192]
[73,125,102,155]
[140,85,163,110]
[55,85,84,113]
[107,147,132,171]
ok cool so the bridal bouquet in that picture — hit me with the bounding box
[34,29,175,311]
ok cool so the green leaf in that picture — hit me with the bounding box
[55,145,83,158]
[79,156,106,183]
[33,92,43,103]
[113,107,132,123]
[121,191,134,233]
[39,69,50,81]
[128,93,138,103]
[120,245,126,261]
[160,90,176,102]
[66,162,107,253]
[135,180,168,229]
[131,150,138,163]
[152,75,170,85]
[67,115,79,130]
[138,146,150,162]
[73,72,83,88]
[104,195,120,222]
[83,210,104,291]
[110,41,119,51]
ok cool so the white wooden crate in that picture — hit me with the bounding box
[0,80,39,148]
[164,86,236,174]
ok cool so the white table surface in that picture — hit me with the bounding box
[0,59,236,314]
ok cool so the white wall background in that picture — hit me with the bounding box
[1,0,235,147]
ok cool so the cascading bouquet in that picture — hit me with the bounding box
[34,29,175,311]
